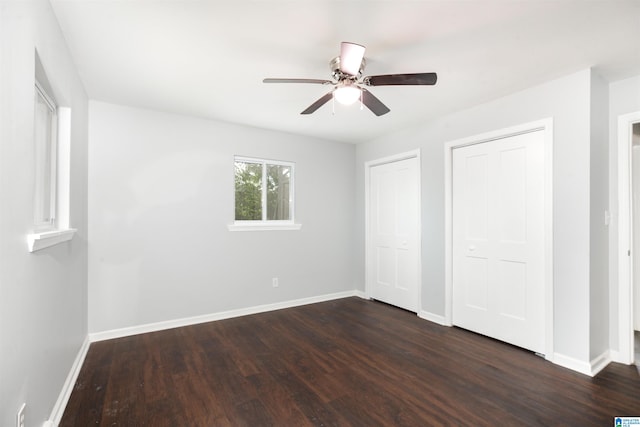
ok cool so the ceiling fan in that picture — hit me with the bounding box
[263,42,437,116]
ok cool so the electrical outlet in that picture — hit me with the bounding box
[272,277,279,288]
[16,403,25,427]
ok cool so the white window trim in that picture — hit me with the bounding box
[27,228,77,252]
[28,80,76,252]
[229,156,301,231]
[227,222,302,232]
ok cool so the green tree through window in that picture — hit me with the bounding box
[234,161,262,220]
[267,164,290,220]
[235,157,293,222]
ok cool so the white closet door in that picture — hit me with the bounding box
[369,157,419,312]
[452,131,545,353]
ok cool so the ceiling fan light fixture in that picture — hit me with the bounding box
[334,84,361,105]
[263,41,437,116]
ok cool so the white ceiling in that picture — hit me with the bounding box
[50,0,640,144]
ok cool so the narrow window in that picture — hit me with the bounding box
[34,80,58,230]
[234,157,294,223]
[27,52,76,251]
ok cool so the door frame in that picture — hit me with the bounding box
[365,149,422,313]
[616,110,640,365]
[444,118,554,360]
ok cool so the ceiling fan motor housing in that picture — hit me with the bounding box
[330,56,366,81]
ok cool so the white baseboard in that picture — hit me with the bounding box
[47,335,90,426]
[589,350,612,376]
[552,350,611,377]
[609,349,622,363]
[551,353,592,376]
[418,310,449,326]
[89,290,360,342]
[353,289,367,299]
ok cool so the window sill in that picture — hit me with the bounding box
[27,228,77,252]
[227,223,302,232]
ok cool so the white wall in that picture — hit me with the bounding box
[88,102,356,334]
[589,71,610,361]
[0,0,89,425]
[608,75,640,351]
[356,69,594,364]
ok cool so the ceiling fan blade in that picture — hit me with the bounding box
[340,42,366,76]
[365,72,438,86]
[361,88,390,116]
[263,78,333,85]
[301,91,334,115]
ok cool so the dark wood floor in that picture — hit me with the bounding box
[61,298,640,426]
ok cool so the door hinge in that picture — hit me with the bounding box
[629,249,631,256]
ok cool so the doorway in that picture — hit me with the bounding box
[630,122,640,365]
[616,112,640,366]
[444,119,554,359]
[365,151,421,313]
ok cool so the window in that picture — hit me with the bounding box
[27,53,76,252]
[230,156,300,231]
[34,80,58,231]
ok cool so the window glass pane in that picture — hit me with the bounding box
[34,90,54,225]
[267,164,291,220]
[235,161,263,220]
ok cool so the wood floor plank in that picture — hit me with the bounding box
[60,298,640,426]
[245,372,315,426]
